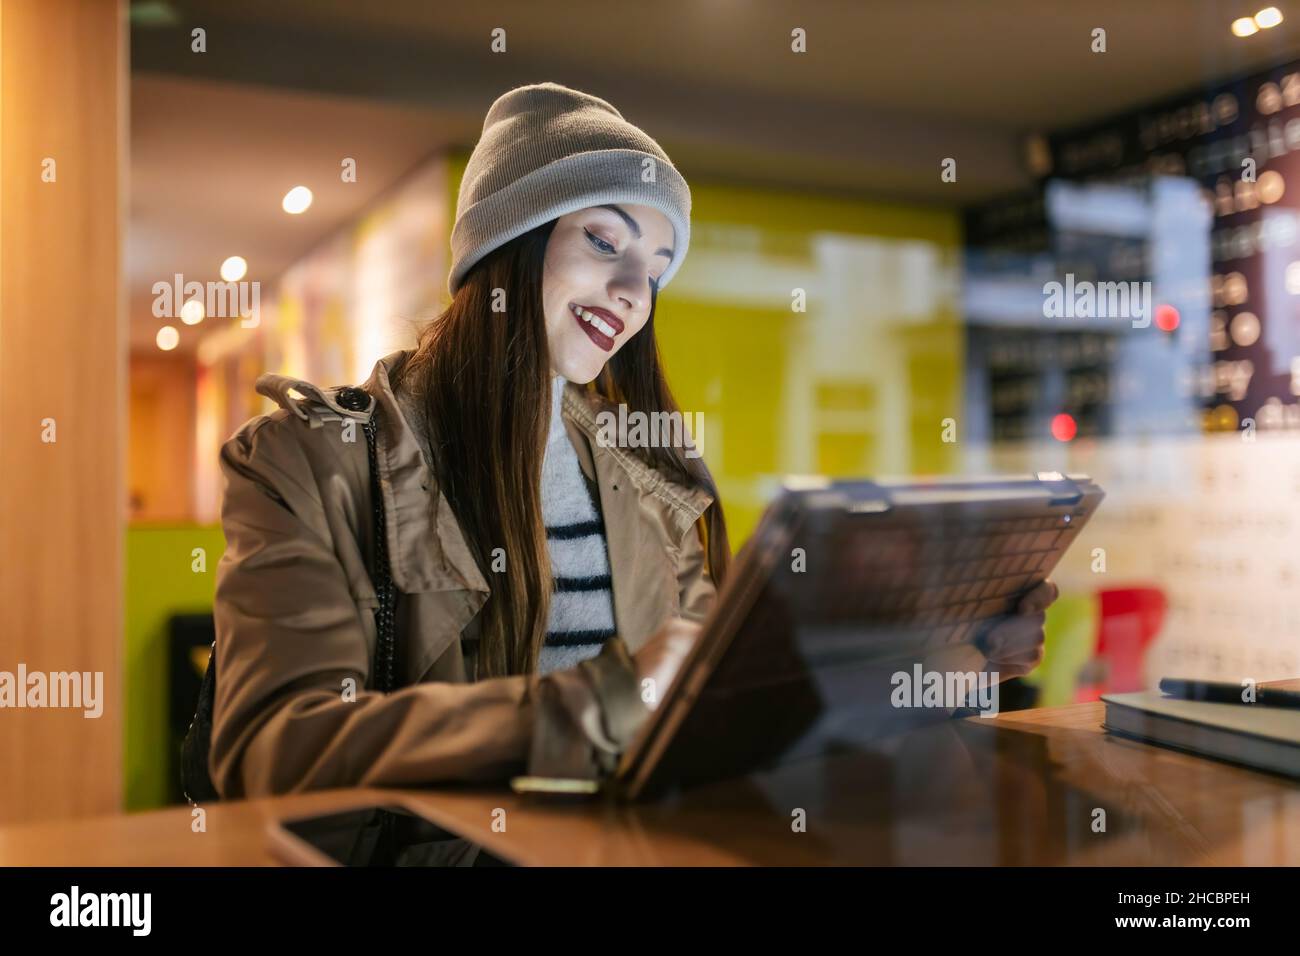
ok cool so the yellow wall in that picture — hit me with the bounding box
[651,184,963,542]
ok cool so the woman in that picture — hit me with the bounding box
[209,82,1053,799]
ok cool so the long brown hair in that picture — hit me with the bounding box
[396,219,730,677]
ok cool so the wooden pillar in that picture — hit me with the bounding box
[0,0,126,822]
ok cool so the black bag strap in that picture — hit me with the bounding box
[362,410,398,692]
[336,384,398,693]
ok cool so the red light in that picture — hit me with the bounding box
[1051,413,1077,442]
[1155,304,1180,332]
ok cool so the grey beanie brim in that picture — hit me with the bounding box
[448,83,691,297]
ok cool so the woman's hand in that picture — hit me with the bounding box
[977,579,1058,681]
[631,618,703,710]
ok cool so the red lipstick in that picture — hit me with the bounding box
[570,303,624,352]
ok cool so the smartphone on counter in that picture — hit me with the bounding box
[266,803,509,866]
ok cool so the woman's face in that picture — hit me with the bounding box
[542,203,676,383]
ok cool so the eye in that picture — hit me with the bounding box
[586,227,661,292]
[584,228,616,254]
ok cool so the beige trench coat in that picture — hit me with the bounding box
[210,349,718,799]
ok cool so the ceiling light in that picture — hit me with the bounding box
[1233,16,1260,35]
[282,186,313,215]
[220,255,247,282]
[1256,7,1283,28]
[180,298,205,325]
[156,325,180,351]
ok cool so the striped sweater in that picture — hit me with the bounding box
[536,374,617,674]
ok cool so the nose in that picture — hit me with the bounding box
[609,266,649,313]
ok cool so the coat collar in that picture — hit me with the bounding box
[363,350,714,595]
[559,382,713,540]
[559,384,714,650]
[361,351,489,596]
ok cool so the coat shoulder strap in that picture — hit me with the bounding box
[254,373,376,429]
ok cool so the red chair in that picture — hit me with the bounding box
[1074,586,1167,702]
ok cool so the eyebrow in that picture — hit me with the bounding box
[596,204,675,263]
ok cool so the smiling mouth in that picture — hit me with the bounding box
[569,303,624,352]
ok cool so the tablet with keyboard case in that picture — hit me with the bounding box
[609,472,1104,801]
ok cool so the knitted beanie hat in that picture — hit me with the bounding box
[448,81,691,296]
